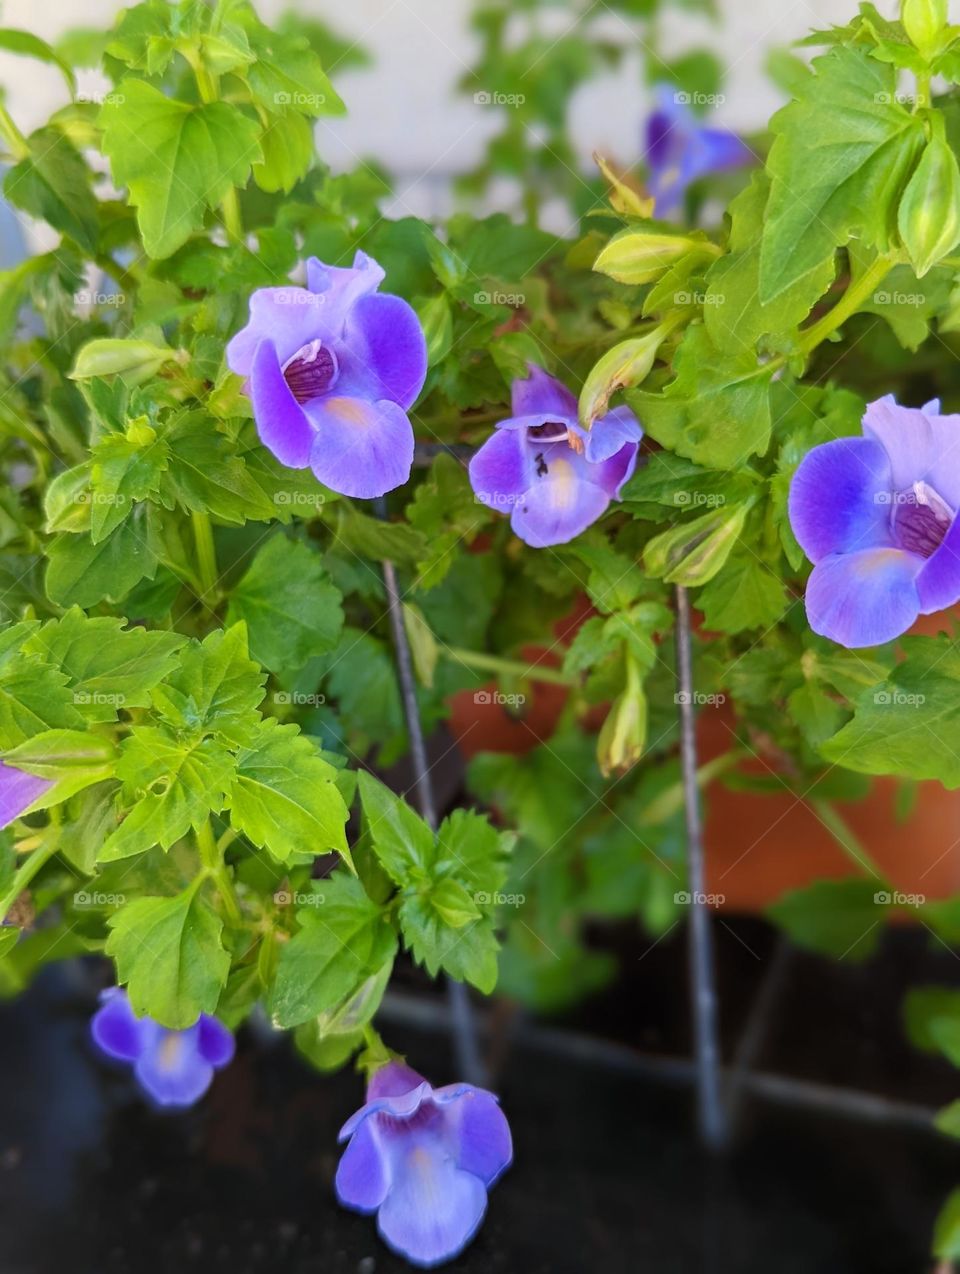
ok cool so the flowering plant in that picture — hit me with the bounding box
[3,0,960,1264]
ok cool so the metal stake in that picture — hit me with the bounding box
[675,584,727,1150]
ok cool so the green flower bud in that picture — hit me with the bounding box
[594,228,706,285]
[597,665,647,778]
[643,500,751,587]
[898,123,960,277]
[578,315,681,427]
[902,0,947,57]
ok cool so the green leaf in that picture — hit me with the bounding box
[159,412,277,524]
[766,878,883,961]
[270,876,397,1028]
[99,80,262,258]
[402,603,438,689]
[228,719,350,865]
[933,1188,960,1261]
[705,173,836,352]
[820,637,960,785]
[904,985,960,1060]
[106,885,230,1029]
[934,1100,960,1139]
[45,517,158,608]
[398,893,499,993]
[0,28,75,91]
[243,19,345,118]
[697,552,787,633]
[333,504,429,564]
[226,536,343,673]
[151,625,265,748]
[87,424,169,543]
[3,729,117,809]
[23,608,185,718]
[252,111,313,193]
[760,47,924,302]
[99,726,235,861]
[4,128,98,253]
[627,326,773,468]
[0,650,82,749]
[358,770,434,885]
[435,807,511,896]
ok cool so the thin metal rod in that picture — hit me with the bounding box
[675,584,727,1150]
[374,500,485,1085]
[378,991,938,1134]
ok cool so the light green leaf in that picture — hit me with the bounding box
[357,770,434,885]
[4,128,98,253]
[229,719,350,865]
[106,885,230,1029]
[99,79,262,258]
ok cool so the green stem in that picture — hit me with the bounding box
[0,836,60,921]
[196,821,242,926]
[810,798,887,882]
[220,187,244,244]
[188,56,243,244]
[0,102,29,161]
[797,254,894,356]
[444,645,574,686]
[191,511,219,603]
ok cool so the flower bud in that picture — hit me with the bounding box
[643,500,751,586]
[597,663,647,778]
[593,229,704,285]
[902,0,947,57]
[578,317,678,427]
[898,124,960,277]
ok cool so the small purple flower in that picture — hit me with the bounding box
[789,395,960,648]
[226,252,427,499]
[0,760,52,829]
[336,1060,512,1268]
[90,988,234,1108]
[644,85,752,215]
[468,365,641,547]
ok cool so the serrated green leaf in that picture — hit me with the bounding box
[4,128,98,253]
[226,536,343,673]
[229,719,350,865]
[106,885,230,1028]
[151,625,265,748]
[358,770,434,885]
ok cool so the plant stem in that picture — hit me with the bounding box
[797,254,894,356]
[191,511,219,604]
[810,798,887,882]
[188,56,243,244]
[675,584,727,1151]
[375,498,486,1086]
[443,645,574,686]
[0,836,60,922]
[0,102,29,161]
[197,821,242,927]
[220,186,244,244]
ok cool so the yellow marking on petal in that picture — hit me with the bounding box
[660,166,681,190]
[567,431,584,455]
[159,1033,184,1071]
[325,398,370,427]
[546,458,578,510]
[853,548,905,576]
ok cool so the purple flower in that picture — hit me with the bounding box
[226,252,427,499]
[90,988,234,1108]
[644,85,752,215]
[468,365,641,548]
[0,760,52,829]
[336,1060,512,1268]
[789,395,960,648]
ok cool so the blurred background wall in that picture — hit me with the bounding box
[0,0,841,229]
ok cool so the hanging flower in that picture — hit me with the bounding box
[644,85,752,215]
[336,1060,512,1268]
[90,988,235,1108]
[789,395,960,648]
[0,760,52,829]
[226,252,427,499]
[468,365,641,548]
